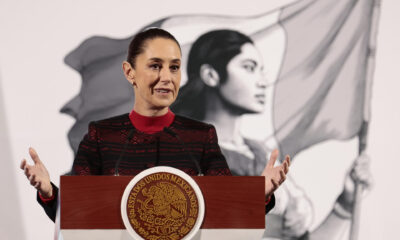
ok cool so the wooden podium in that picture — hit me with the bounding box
[59,176,266,240]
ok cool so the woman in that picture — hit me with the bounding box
[20,28,290,222]
[173,29,270,176]
[172,30,371,239]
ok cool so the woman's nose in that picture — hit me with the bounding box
[257,76,268,88]
[159,67,172,82]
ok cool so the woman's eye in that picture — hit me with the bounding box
[243,64,255,72]
[170,65,180,71]
[150,64,161,70]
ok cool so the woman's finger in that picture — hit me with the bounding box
[24,165,31,177]
[271,178,279,190]
[267,149,279,168]
[29,147,41,165]
[282,161,289,174]
[285,154,291,167]
[352,153,370,170]
[20,159,27,170]
[279,169,286,184]
[357,172,372,186]
[29,174,37,185]
[353,166,365,176]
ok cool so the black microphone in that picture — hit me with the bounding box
[163,127,203,176]
[114,129,135,176]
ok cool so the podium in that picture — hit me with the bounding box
[59,176,266,240]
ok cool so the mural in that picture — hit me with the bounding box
[58,0,378,239]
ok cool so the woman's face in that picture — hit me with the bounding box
[219,43,266,113]
[129,37,181,112]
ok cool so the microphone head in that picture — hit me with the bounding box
[127,129,135,140]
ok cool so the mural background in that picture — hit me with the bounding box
[0,0,399,239]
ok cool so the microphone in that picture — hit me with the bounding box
[114,129,135,176]
[163,127,203,176]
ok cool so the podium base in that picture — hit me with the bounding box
[60,229,265,240]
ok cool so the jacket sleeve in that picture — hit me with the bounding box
[36,183,58,222]
[265,194,276,214]
[37,121,102,222]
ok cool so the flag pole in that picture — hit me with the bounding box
[349,0,381,239]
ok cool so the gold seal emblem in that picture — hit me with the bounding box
[126,172,199,240]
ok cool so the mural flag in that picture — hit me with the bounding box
[61,0,378,161]
[272,0,377,158]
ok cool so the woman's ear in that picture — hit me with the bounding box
[200,64,220,87]
[122,61,136,86]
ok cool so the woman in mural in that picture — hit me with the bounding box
[172,29,372,240]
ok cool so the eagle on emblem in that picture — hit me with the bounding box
[142,182,188,220]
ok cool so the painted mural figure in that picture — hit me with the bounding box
[172,29,372,240]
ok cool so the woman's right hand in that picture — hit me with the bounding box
[336,152,372,212]
[20,147,53,198]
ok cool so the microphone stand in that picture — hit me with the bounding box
[163,127,204,176]
[114,129,135,176]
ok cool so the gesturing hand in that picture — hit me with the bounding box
[20,147,53,198]
[262,149,290,198]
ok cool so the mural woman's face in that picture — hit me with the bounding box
[219,43,266,113]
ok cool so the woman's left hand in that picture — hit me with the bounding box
[262,149,290,198]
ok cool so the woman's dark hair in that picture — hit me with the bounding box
[172,29,253,120]
[127,28,181,68]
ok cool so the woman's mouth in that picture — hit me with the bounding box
[255,93,266,104]
[154,88,172,95]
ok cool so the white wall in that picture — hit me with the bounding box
[0,0,399,239]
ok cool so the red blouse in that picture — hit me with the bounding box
[129,108,175,134]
